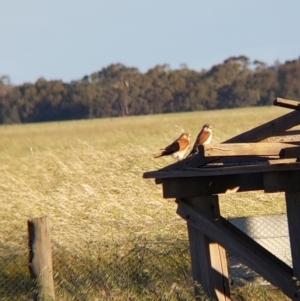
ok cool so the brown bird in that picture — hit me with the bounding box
[153,132,191,161]
[188,124,212,156]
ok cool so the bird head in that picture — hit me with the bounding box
[202,124,212,133]
[181,132,191,141]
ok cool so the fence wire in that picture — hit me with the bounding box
[0,214,292,300]
[228,214,291,286]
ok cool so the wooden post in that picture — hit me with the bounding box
[28,216,55,301]
[285,191,300,279]
[178,196,230,301]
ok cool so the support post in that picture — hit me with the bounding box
[285,191,300,279]
[28,216,55,301]
[178,196,230,301]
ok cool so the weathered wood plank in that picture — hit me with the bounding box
[274,97,300,111]
[153,109,300,170]
[264,170,300,193]
[199,143,300,158]
[184,197,230,301]
[176,199,300,300]
[285,192,300,278]
[225,110,300,143]
[144,162,300,179]
[268,158,298,165]
[162,174,263,198]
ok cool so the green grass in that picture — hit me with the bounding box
[0,106,292,300]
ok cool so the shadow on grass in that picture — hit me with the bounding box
[52,238,198,300]
[0,238,290,301]
[0,250,33,301]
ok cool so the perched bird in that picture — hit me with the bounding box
[188,124,212,156]
[153,132,191,161]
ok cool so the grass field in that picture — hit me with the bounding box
[0,106,291,300]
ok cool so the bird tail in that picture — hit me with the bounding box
[153,147,167,158]
[153,152,163,158]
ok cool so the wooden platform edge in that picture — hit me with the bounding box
[199,142,300,158]
[274,97,300,111]
[143,162,300,179]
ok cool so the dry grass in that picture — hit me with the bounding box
[0,106,291,300]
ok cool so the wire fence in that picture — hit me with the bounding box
[0,214,292,300]
[228,214,291,285]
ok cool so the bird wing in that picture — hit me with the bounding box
[153,140,180,158]
[162,140,181,154]
[195,130,211,146]
[178,137,189,150]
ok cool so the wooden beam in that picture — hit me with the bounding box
[183,197,230,301]
[176,199,300,300]
[283,147,300,158]
[144,162,300,179]
[162,173,263,198]
[264,170,300,193]
[198,143,300,158]
[285,192,300,278]
[156,109,300,170]
[274,97,300,111]
[161,167,300,197]
[225,109,300,143]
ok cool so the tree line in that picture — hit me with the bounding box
[0,55,300,124]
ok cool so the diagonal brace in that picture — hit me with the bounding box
[176,199,300,300]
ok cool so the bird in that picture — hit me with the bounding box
[187,124,212,156]
[153,132,191,161]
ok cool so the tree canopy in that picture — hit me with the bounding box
[1,56,300,124]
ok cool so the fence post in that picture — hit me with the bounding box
[28,216,55,301]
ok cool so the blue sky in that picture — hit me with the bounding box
[1,0,300,85]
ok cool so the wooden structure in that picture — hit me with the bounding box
[143,98,300,300]
[28,216,55,301]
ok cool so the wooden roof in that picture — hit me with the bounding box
[143,98,300,197]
